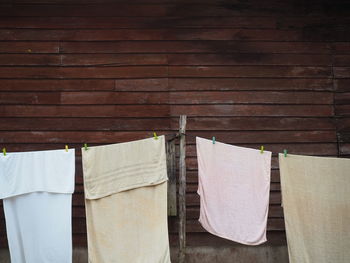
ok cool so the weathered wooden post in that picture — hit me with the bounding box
[178,115,187,263]
[166,137,176,216]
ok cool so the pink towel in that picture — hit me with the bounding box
[196,137,271,245]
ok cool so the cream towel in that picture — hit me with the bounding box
[0,149,75,263]
[82,136,171,263]
[279,154,350,263]
[196,137,271,245]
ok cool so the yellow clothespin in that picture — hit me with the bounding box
[153,132,158,140]
[84,143,88,151]
[2,148,6,156]
[260,145,264,154]
[65,145,69,152]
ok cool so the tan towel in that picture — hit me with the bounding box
[279,154,350,263]
[82,136,171,263]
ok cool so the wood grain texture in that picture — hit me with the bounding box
[59,41,333,54]
[166,139,177,216]
[0,16,277,29]
[0,117,335,131]
[0,29,302,41]
[168,66,332,78]
[115,78,334,91]
[0,131,337,144]
[0,66,168,78]
[0,0,348,250]
[0,91,333,105]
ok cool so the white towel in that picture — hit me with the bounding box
[82,136,171,263]
[279,154,350,263]
[196,137,271,245]
[0,149,75,263]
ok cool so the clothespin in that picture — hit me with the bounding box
[153,132,158,140]
[212,136,216,144]
[84,143,88,151]
[260,146,264,154]
[2,148,6,156]
[284,149,288,157]
[65,145,69,152]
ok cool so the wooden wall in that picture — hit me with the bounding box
[0,0,349,249]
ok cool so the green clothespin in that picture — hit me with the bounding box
[84,143,88,151]
[260,145,264,154]
[284,149,288,157]
[153,132,158,140]
[2,148,6,156]
[212,136,216,144]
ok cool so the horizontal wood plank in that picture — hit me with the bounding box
[339,143,350,155]
[176,117,335,131]
[0,16,277,29]
[335,92,350,105]
[0,66,168,78]
[1,1,347,17]
[336,118,350,132]
[0,54,333,66]
[334,67,350,78]
[336,105,350,116]
[0,117,335,131]
[0,29,302,41]
[115,78,334,91]
[0,79,115,91]
[168,66,332,78]
[0,131,336,143]
[0,105,333,117]
[333,42,350,54]
[167,54,332,66]
[0,42,59,53]
[335,79,350,92]
[170,105,333,117]
[0,91,332,105]
[0,54,167,66]
[0,66,332,78]
[0,118,172,131]
[0,105,171,117]
[59,41,333,54]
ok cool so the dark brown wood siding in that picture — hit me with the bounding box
[0,0,349,248]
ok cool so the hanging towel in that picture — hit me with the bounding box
[196,137,271,245]
[279,154,350,263]
[0,149,75,263]
[82,136,171,263]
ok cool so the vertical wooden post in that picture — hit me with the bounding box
[166,138,177,216]
[178,115,187,263]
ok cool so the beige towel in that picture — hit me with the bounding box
[279,154,350,263]
[82,136,171,263]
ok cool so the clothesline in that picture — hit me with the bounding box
[1,131,288,157]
